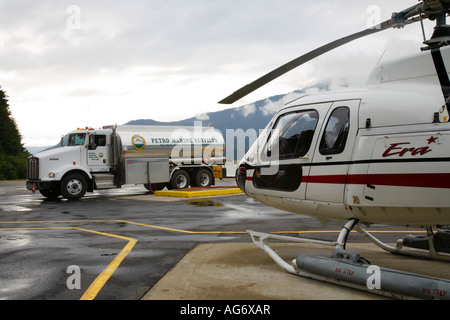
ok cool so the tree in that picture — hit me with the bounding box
[0,88,30,180]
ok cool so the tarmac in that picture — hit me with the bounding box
[139,184,450,300]
[142,238,450,300]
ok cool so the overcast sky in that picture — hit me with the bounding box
[0,0,434,146]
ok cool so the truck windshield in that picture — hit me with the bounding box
[67,133,86,146]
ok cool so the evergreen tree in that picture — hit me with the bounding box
[0,88,30,180]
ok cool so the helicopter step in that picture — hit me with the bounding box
[248,219,450,300]
[295,248,450,300]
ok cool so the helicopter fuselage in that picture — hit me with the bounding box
[236,46,450,227]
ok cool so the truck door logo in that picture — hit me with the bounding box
[132,135,146,150]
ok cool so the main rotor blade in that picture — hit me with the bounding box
[218,8,421,105]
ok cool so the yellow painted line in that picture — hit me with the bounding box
[155,188,243,198]
[117,220,248,234]
[115,220,198,234]
[0,219,426,235]
[0,225,137,300]
[78,227,137,300]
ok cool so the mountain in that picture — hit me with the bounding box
[126,82,338,134]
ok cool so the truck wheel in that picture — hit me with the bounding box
[194,169,213,187]
[61,173,87,200]
[170,170,190,189]
[39,187,61,200]
[144,183,166,193]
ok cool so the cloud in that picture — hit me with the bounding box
[196,112,210,121]
[240,103,256,117]
[0,0,435,146]
[260,91,305,116]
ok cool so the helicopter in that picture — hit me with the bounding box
[219,0,450,299]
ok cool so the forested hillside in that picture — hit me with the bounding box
[0,88,30,180]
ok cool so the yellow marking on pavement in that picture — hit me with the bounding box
[78,228,137,300]
[0,225,137,300]
[0,219,425,235]
[155,188,243,198]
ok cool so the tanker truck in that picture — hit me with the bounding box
[26,124,225,200]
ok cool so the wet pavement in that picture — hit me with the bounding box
[0,179,443,303]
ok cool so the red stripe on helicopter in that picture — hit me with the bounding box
[305,173,450,189]
[246,174,450,189]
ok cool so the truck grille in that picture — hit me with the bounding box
[27,157,39,180]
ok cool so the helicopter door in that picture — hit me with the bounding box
[305,100,360,203]
[249,103,332,205]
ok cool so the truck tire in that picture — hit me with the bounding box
[194,169,213,187]
[170,170,190,189]
[39,187,61,200]
[61,173,87,200]
[144,183,166,193]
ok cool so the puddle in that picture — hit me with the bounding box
[185,199,224,207]
[0,205,32,212]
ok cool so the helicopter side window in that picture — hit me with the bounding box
[267,110,318,160]
[319,107,350,155]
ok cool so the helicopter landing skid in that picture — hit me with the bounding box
[355,224,450,262]
[248,219,450,300]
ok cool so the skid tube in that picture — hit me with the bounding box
[355,224,450,262]
[248,219,450,300]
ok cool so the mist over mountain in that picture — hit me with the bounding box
[126,81,342,135]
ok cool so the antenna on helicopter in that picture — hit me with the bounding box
[219,0,450,105]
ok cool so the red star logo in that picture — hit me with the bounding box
[427,136,437,144]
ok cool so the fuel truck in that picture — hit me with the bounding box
[26,124,225,200]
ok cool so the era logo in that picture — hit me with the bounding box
[382,142,432,157]
[382,136,437,158]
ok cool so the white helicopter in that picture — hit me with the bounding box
[220,1,450,299]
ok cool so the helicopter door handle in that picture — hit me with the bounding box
[299,154,310,160]
[326,156,333,161]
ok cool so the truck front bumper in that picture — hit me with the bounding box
[26,180,59,192]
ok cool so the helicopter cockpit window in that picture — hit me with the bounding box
[319,107,350,155]
[266,110,319,160]
[254,110,318,192]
